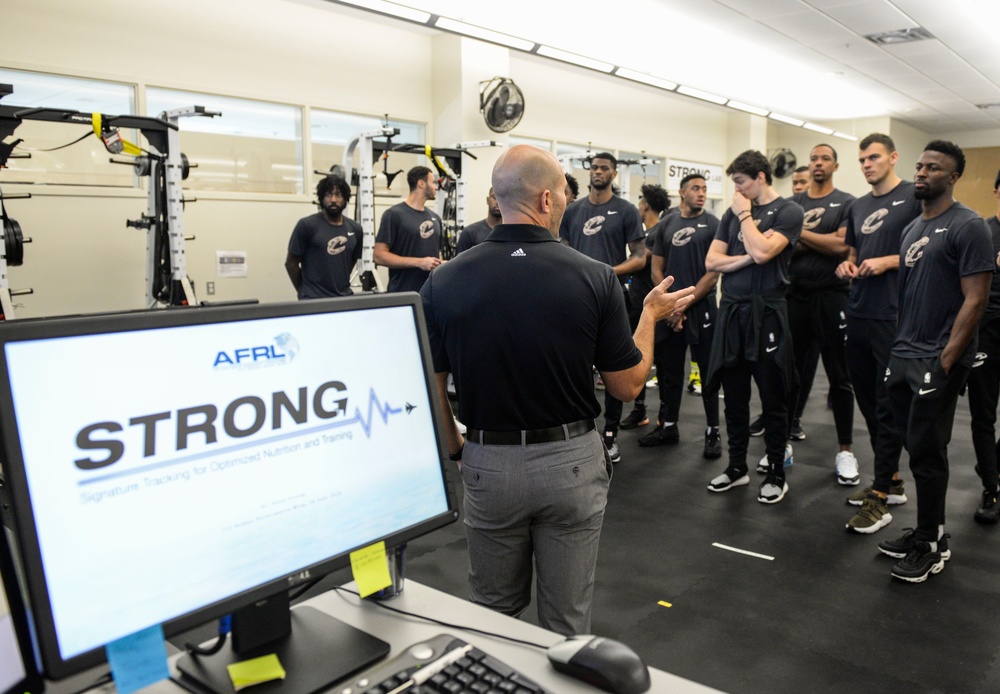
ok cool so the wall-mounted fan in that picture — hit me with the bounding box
[479,77,525,133]
[768,148,798,179]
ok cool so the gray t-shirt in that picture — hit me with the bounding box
[715,197,804,297]
[843,180,923,320]
[375,202,443,293]
[559,195,644,267]
[790,189,855,292]
[287,212,363,298]
[893,202,995,363]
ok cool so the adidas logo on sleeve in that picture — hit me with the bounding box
[511,248,526,257]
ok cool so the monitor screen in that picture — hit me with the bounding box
[0,294,457,680]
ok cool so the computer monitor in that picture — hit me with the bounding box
[1,525,44,694]
[0,294,458,690]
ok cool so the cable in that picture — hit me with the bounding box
[332,586,551,651]
[183,615,231,656]
[288,576,324,602]
[14,129,93,152]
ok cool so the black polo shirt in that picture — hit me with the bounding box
[421,224,641,430]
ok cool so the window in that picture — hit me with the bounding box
[0,69,136,187]
[508,135,552,151]
[619,150,665,204]
[146,88,303,194]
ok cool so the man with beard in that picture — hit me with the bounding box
[787,144,858,485]
[456,187,502,254]
[619,182,671,431]
[559,152,646,463]
[374,166,444,293]
[285,174,363,298]
[877,141,993,583]
[838,133,921,534]
[643,173,722,459]
[422,144,694,634]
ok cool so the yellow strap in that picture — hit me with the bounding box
[92,112,143,157]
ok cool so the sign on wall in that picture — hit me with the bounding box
[667,159,725,197]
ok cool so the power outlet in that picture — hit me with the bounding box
[206,281,215,295]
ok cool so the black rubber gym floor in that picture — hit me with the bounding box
[171,371,1000,694]
[398,372,1000,694]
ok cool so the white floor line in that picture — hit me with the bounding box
[712,542,775,561]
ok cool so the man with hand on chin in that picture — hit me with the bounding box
[285,174,363,299]
[704,150,803,505]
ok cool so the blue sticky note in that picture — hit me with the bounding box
[105,624,170,694]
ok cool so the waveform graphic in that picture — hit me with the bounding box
[350,388,404,438]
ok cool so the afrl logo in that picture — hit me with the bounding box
[214,332,299,370]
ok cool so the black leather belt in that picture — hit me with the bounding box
[466,419,595,446]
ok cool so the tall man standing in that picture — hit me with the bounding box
[559,153,646,463]
[374,166,443,292]
[965,168,1000,524]
[285,175,362,298]
[421,145,694,635]
[838,133,921,534]
[787,144,858,484]
[456,187,501,254]
[620,183,672,431]
[704,150,803,504]
[877,141,993,583]
[643,173,722,458]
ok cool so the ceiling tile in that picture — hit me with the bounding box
[762,10,857,39]
[821,1,918,35]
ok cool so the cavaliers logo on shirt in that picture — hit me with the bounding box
[583,216,605,236]
[327,236,348,255]
[672,227,697,246]
[904,236,930,267]
[862,209,889,235]
[419,220,437,239]
[802,207,825,231]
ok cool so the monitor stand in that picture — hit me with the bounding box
[176,596,389,694]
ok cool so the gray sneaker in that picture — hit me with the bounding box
[606,441,621,464]
[708,469,750,492]
[758,476,788,504]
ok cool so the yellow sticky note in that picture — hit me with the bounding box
[350,541,392,598]
[658,600,673,608]
[226,654,286,691]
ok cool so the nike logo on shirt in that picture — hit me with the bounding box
[608,211,618,215]
[918,387,937,395]
[698,224,707,228]
[935,227,947,234]
[765,346,778,353]
[830,203,842,207]
[892,200,906,206]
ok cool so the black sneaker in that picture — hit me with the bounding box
[757,474,788,504]
[748,414,764,437]
[638,422,680,447]
[891,540,946,583]
[703,427,722,459]
[878,528,951,560]
[620,407,649,430]
[975,489,1000,524]
[707,467,749,492]
[788,419,806,441]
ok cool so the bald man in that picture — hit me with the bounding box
[421,145,694,634]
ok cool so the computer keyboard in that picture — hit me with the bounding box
[332,633,552,694]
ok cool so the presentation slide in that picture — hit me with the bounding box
[4,305,449,659]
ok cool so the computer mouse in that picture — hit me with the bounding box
[547,634,651,694]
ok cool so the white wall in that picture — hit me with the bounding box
[3,0,878,318]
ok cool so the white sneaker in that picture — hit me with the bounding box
[454,417,467,435]
[756,444,794,474]
[836,450,860,486]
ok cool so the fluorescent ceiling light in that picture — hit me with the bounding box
[536,46,614,73]
[833,131,859,142]
[768,112,805,127]
[434,17,535,51]
[676,85,727,105]
[337,0,431,23]
[614,68,677,91]
[726,100,768,117]
[803,122,835,135]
